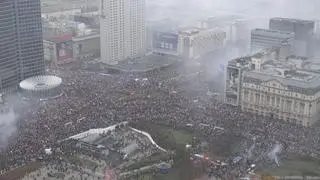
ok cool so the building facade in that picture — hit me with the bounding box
[43,40,57,63]
[178,28,226,59]
[224,56,251,106]
[146,19,178,52]
[269,18,315,40]
[198,16,234,42]
[42,23,73,40]
[242,70,320,126]
[232,20,250,43]
[0,0,45,92]
[73,33,100,61]
[269,17,315,57]
[152,31,179,56]
[251,28,294,54]
[43,34,74,65]
[100,0,146,65]
[225,48,320,126]
[0,0,19,91]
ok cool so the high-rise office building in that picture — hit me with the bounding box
[269,17,315,57]
[270,18,314,40]
[0,0,45,92]
[251,28,294,53]
[100,0,146,65]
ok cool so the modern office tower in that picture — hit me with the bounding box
[0,0,45,92]
[251,28,294,53]
[269,17,315,57]
[16,0,45,79]
[270,18,315,40]
[100,0,146,65]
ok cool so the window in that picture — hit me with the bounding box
[244,90,249,100]
[271,97,275,106]
[287,100,292,111]
[255,93,260,104]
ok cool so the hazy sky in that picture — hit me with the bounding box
[147,0,320,21]
[145,0,320,79]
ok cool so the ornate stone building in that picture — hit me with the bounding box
[242,70,320,126]
[225,48,320,126]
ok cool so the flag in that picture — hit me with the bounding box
[218,64,225,73]
[105,169,117,180]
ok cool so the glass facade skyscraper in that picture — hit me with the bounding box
[0,0,44,92]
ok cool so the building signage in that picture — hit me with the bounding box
[153,31,178,52]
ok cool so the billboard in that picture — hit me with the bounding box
[153,31,179,52]
[56,40,73,62]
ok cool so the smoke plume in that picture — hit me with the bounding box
[0,108,17,149]
[268,143,282,167]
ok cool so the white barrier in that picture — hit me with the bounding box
[130,127,167,152]
[65,121,128,141]
[64,122,168,153]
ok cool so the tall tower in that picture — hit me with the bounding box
[100,0,146,65]
[269,17,315,57]
[0,0,45,92]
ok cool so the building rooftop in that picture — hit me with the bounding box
[226,47,320,94]
[228,56,252,67]
[251,47,278,59]
[75,11,99,16]
[252,28,294,36]
[44,34,73,43]
[72,32,100,41]
[179,27,225,37]
[228,48,278,67]
[243,53,320,94]
[270,17,315,24]
[244,70,320,95]
[178,27,204,35]
[111,54,182,72]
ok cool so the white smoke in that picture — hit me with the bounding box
[247,142,255,159]
[170,0,318,18]
[268,143,282,167]
[147,0,320,26]
[0,108,17,149]
[146,0,320,91]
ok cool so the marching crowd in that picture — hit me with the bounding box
[0,62,320,179]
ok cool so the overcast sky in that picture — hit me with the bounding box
[147,0,320,21]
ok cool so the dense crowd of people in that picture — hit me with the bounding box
[0,61,320,179]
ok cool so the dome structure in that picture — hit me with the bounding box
[156,162,172,174]
[19,75,62,100]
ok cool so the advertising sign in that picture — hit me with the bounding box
[56,41,73,62]
[153,31,179,52]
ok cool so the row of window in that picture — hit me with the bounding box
[243,107,308,126]
[243,83,317,100]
